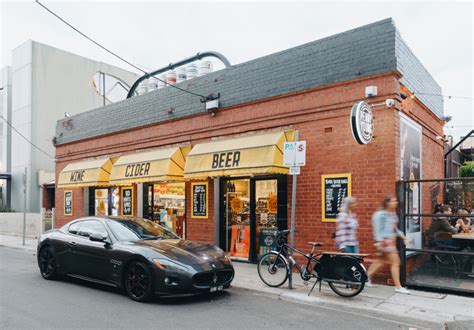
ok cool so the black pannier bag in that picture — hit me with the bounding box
[314,254,367,283]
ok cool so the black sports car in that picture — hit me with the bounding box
[37,216,234,302]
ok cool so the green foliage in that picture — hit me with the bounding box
[459,161,474,177]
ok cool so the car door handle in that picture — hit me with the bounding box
[68,241,77,247]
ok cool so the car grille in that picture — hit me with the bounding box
[193,270,234,288]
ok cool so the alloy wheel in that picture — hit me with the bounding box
[39,247,57,279]
[125,262,153,302]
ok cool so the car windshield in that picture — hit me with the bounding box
[107,217,179,242]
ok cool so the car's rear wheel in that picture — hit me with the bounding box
[124,261,154,302]
[39,246,58,280]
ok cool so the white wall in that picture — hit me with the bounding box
[10,41,32,214]
[9,40,138,212]
[1,66,12,208]
[0,212,42,238]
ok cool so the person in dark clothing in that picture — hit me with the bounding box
[427,204,460,246]
[428,205,473,277]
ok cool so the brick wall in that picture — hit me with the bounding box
[54,72,444,285]
[185,180,214,243]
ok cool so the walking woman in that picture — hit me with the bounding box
[367,196,411,294]
[335,197,359,253]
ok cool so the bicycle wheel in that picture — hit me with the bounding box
[328,280,364,298]
[327,258,366,298]
[258,253,289,287]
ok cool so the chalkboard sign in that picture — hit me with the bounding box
[121,187,134,216]
[321,174,351,222]
[192,182,208,218]
[64,190,73,216]
[258,228,278,257]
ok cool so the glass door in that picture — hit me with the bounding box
[223,179,251,260]
[144,183,186,238]
[255,179,278,259]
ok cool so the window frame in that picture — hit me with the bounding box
[67,219,110,240]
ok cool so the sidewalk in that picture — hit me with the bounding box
[0,233,38,252]
[232,262,474,328]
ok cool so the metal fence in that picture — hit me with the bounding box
[397,178,474,296]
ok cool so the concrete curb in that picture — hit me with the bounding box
[231,281,474,327]
[0,243,37,253]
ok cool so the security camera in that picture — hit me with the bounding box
[441,115,452,123]
[385,99,396,108]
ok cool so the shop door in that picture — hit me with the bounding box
[255,179,279,260]
[223,179,251,261]
[143,183,187,239]
[222,178,281,262]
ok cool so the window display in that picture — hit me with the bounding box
[111,187,120,216]
[256,180,278,257]
[146,183,186,238]
[95,189,109,216]
[223,178,280,261]
[225,180,250,260]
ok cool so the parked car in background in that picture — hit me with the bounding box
[37,217,234,302]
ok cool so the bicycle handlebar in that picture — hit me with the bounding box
[276,229,296,237]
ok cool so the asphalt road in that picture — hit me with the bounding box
[0,247,439,329]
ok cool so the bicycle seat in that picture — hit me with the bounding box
[308,241,323,247]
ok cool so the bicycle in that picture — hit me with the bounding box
[257,229,368,297]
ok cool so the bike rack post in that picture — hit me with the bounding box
[288,266,292,289]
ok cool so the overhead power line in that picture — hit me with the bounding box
[0,115,55,159]
[35,0,207,100]
[412,91,473,100]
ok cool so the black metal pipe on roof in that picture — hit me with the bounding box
[126,51,231,99]
[444,129,473,179]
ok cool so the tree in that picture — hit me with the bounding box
[459,161,474,177]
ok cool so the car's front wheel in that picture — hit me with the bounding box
[124,261,154,302]
[39,246,58,280]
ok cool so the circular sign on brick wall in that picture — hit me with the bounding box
[351,101,374,145]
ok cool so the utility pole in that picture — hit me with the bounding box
[288,131,299,290]
[22,167,27,246]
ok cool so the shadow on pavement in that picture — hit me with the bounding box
[58,274,231,304]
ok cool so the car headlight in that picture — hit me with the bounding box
[223,254,232,265]
[152,258,190,272]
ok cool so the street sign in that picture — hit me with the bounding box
[284,141,306,167]
[283,142,295,166]
[289,166,300,175]
[295,141,306,166]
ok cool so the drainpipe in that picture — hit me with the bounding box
[126,51,231,99]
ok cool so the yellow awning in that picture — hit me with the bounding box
[110,146,191,185]
[184,130,294,179]
[57,157,114,188]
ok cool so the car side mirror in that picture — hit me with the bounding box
[89,233,106,242]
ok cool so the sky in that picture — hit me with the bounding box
[1,0,473,142]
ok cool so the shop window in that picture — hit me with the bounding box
[222,178,281,262]
[111,187,120,216]
[225,179,251,260]
[256,180,278,257]
[145,183,186,238]
[95,189,109,216]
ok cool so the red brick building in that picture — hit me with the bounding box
[54,19,445,284]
